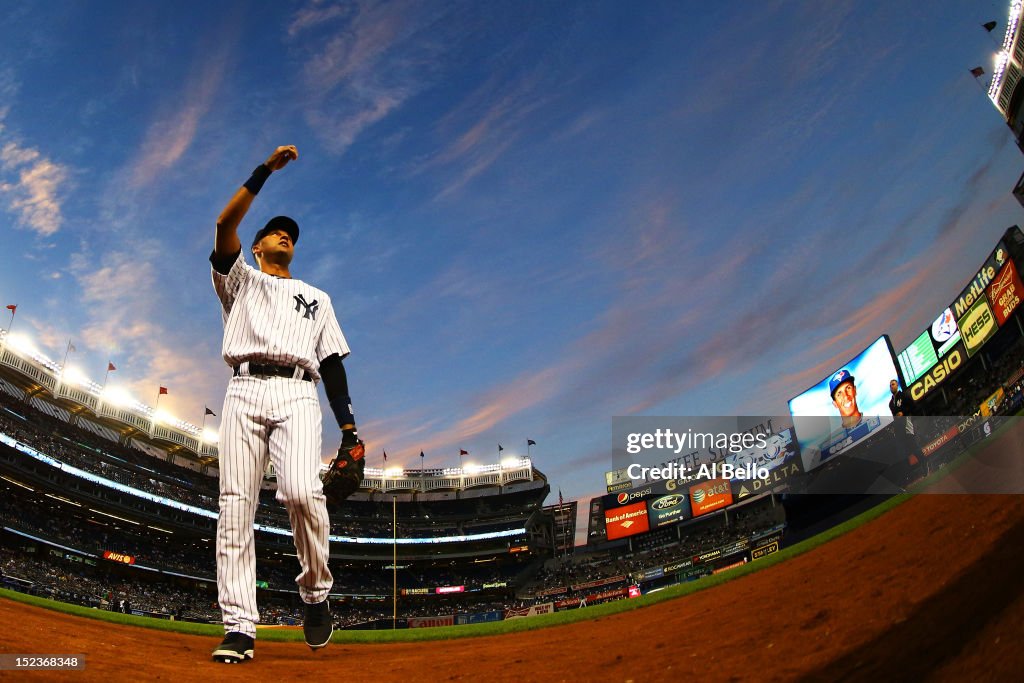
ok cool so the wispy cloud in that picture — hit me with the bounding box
[68,247,222,419]
[424,70,550,199]
[360,366,565,466]
[287,1,353,38]
[123,45,231,188]
[0,110,70,237]
[291,0,455,156]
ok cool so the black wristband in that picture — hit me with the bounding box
[243,164,272,195]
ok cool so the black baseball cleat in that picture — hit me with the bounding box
[303,600,334,650]
[212,631,254,663]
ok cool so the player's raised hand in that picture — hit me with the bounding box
[264,145,298,171]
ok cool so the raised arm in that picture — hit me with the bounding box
[214,145,299,259]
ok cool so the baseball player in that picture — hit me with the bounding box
[209,145,365,663]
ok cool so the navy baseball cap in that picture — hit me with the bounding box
[251,216,299,248]
[829,369,855,398]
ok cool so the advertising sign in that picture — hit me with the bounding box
[408,616,454,628]
[689,478,732,517]
[102,550,135,565]
[572,576,627,591]
[907,341,966,402]
[952,242,1008,321]
[751,540,780,560]
[504,603,554,619]
[647,492,690,528]
[900,306,964,392]
[987,259,1024,325]
[663,559,693,573]
[788,336,897,470]
[604,501,650,540]
[921,425,958,458]
[603,486,655,510]
[732,460,802,500]
[981,388,1005,416]
[605,467,633,493]
[958,296,998,357]
[639,567,665,581]
[930,307,963,357]
[454,610,503,625]
[898,330,938,385]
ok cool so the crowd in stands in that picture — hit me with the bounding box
[0,389,536,542]
[0,547,221,621]
[0,542,530,627]
[527,498,784,594]
[919,334,1024,419]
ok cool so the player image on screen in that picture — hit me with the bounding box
[789,336,897,471]
[829,369,862,428]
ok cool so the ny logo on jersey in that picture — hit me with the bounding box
[293,294,319,320]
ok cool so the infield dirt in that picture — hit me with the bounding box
[2,439,1023,681]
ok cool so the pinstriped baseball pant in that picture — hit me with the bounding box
[216,375,333,637]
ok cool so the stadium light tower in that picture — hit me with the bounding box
[985,1,1024,205]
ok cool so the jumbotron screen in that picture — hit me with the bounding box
[898,306,961,385]
[788,336,898,471]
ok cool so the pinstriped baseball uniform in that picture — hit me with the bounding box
[212,250,349,638]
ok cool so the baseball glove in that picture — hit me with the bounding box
[321,438,365,505]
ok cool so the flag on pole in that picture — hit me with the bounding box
[383,450,388,462]
[559,488,564,506]
[108,362,116,372]
[498,444,504,452]
[205,407,216,417]
[419,451,425,459]
[459,449,468,456]
[68,342,76,353]
[983,20,998,32]
[159,386,168,395]
[5,305,15,312]
[527,439,536,446]
[971,66,985,78]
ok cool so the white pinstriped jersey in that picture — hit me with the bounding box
[211,251,349,381]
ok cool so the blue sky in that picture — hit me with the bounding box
[1,1,1021,537]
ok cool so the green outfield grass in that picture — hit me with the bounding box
[0,415,1012,644]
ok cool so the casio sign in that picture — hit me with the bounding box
[910,348,963,401]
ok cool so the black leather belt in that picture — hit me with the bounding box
[233,363,312,382]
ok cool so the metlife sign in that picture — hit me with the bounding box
[952,242,1008,321]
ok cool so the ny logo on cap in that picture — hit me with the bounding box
[293,294,319,320]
